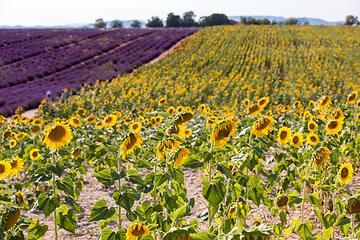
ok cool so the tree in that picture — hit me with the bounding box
[146,16,163,28]
[131,20,142,28]
[182,11,197,27]
[94,18,106,28]
[199,13,231,27]
[285,18,298,25]
[111,20,123,28]
[166,13,182,27]
[345,15,358,26]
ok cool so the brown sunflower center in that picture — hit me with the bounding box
[0,164,5,174]
[32,126,40,133]
[10,160,18,169]
[32,151,38,158]
[88,117,95,122]
[10,140,16,146]
[320,97,330,106]
[309,124,315,130]
[310,136,317,142]
[280,131,287,139]
[229,206,236,214]
[277,196,288,207]
[73,119,80,124]
[78,110,85,115]
[349,201,360,214]
[217,128,231,140]
[126,133,137,150]
[328,121,338,130]
[48,126,66,142]
[349,94,356,101]
[292,136,299,144]
[105,117,113,124]
[168,109,174,114]
[132,124,139,130]
[341,167,349,178]
[132,226,145,236]
[259,99,266,105]
[255,118,271,131]
[249,105,259,114]
[4,132,11,138]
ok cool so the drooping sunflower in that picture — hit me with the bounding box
[69,117,82,127]
[2,208,21,231]
[347,91,358,104]
[290,132,303,148]
[0,161,11,179]
[345,194,360,214]
[184,129,192,138]
[121,133,143,159]
[29,148,41,160]
[73,148,82,159]
[30,126,41,135]
[206,116,218,128]
[157,138,181,160]
[103,115,117,128]
[308,120,318,132]
[247,104,261,115]
[228,162,240,178]
[243,99,251,107]
[174,112,193,125]
[129,122,142,132]
[16,191,26,205]
[126,222,150,240]
[318,96,332,111]
[211,119,237,147]
[168,124,186,139]
[10,157,23,175]
[276,194,288,208]
[258,97,270,109]
[43,122,72,150]
[228,204,237,219]
[326,119,343,135]
[331,109,345,121]
[252,116,274,138]
[312,147,330,171]
[4,130,12,139]
[85,114,96,124]
[306,133,319,145]
[278,127,291,145]
[174,147,190,169]
[338,162,354,185]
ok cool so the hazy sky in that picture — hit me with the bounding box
[0,0,359,26]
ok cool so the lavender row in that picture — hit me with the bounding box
[0,29,155,88]
[0,28,198,117]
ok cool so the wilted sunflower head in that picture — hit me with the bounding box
[318,96,331,111]
[345,194,360,214]
[174,112,193,125]
[348,91,358,104]
[30,126,41,135]
[258,97,270,109]
[4,130,12,139]
[306,133,319,145]
[248,104,261,115]
[326,119,343,135]
[312,147,330,171]
[211,119,237,147]
[2,208,21,231]
[278,127,291,145]
[338,162,354,185]
[73,148,82,159]
[276,194,288,208]
[126,222,150,240]
[43,122,72,150]
[174,147,190,169]
[121,132,143,159]
[252,116,274,138]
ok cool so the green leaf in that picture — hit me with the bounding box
[113,189,135,212]
[202,178,225,208]
[56,177,74,197]
[322,212,337,229]
[323,226,333,240]
[94,168,114,186]
[27,219,48,240]
[29,168,52,182]
[248,174,261,188]
[182,155,204,169]
[159,112,171,117]
[248,183,264,207]
[339,223,350,237]
[56,204,77,233]
[273,223,283,237]
[308,192,321,209]
[335,214,350,226]
[216,161,234,179]
[46,160,64,177]
[154,170,169,188]
[38,193,60,217]
[190,231,216,240]
[88,199,116,222]
[293,180,302,193]
[127,169,145,185]
[65,196,81,214]
[295,221,313,240]
[288,191,302,207]
[170,198,194,223]
[279,211,287,224]
[100,228,126,240]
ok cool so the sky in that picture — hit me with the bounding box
[0,0,359,26]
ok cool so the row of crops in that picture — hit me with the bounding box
[1,25,360,240]
[0,28,198,117]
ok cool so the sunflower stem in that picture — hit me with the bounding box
[208,158,213,229]
[351,213,356,239]
[301,164,311,223]
[332,180,338,240]
[52,152,58,240]
[221,178,231,233]
[117,156,123,230]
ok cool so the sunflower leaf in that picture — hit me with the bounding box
[295,221,313,240]
[27,219,48,240]
[335,214,350,226]
[56,204,77,234]
[88,199,116,222]
[38,193,60,217]
[182,154,203,169]
[154,170,169,188]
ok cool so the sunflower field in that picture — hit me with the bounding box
[1,25,360,240]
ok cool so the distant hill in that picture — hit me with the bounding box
[0,16,344,29]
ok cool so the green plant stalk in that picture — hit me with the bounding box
[351,214,355,240]
[332,179,338,240]
[221,178,231,233]
[301,164,311,222]
[52,153,58,240]
[208,158,213,228]
[117,157,123,230]
[153,157,158,240]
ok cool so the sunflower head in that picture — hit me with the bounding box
[69,117,82,127]
[184,129,192,138]
[121,133,143,159]
[348,91,358,104]
[345,193,360,214]
[168,124,186,139]
[73,148,82,159]
[85,114,96,124]
[174,112,194,125]
[206,116,218,128]
[29,148,41,160]
[318,96,332,111]
[167,106,175,115]
[211,119,237,147]
[290,132,303,148]
[155,116,162,125]
[129,122,142,132]
[276,194,288,208]
[228,162,240,178]
[306,133,319,145]
[252,116,274,138]
[258,97,270,109]
[326,119,343,135]
[158,97,167,106]
[248,104,261,115]
[307,120,318,132]
[157,138,181,160]
[338,162,354,185]
[16,191,26,205]
[103,115,117,128]
[31,126,41,135]
[126,222,150,240]
[10,157,23,175]
[4,131,12,139]
[2,208,21,231]
[76,107,87,117]
[278,127,291,145]
[228,204,237,219]
[331,109,345,121]
[43,122,73,150]
[293,101,301,109]
[244,99,251,107]
[0,160,12,179]
[312,147,330,171]
[15,132,26,141]
[174,147,190,169]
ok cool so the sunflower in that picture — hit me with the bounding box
[76,107,87,117]
[167,106,176,115]
[228,162,240,178]
[31,126,41,135]
[4,131,12,139]
[112,111,122,118]
[95,121,103,129]
[16,191,26,205]
[126,222,150,240]
[174,147,190,169]
[252,116,274,138]
[103,115,117,128]
[247,104,261,115]
[228,204,237,219]
[276,195,288,208]
[326,119,343,135]
[184,129,192,138]
[243,99,250,107]
[290,132,303,148]
[9,139,16,148]
[168,124,186,139]
[157,138,181,160]
[176,106,184,113]
[43,122,72,150]
[155,116,162,124]
[318,96,331,111]
[15,132,26,141]
[34,118,43,126]
[338,162,353,185]
[129,122,142,132]
[174,112,193,125]
[308,120,318,132]
[121,133,143,159]
[312,147,330,171]
[278,127,291,145]
[73,148,82,159]
[306,133,319,145]
[69,117,82,127]
[293,101,301,109]
[0,161,11,179]
[10,157,23,175]
[3,208,21,231]
[158,97,167,106]
[331,109,345,121]
[258,97,270,109]
[211,119,237,147]
[347,91,358,104]
[345,194,360,214]
[85,114,96,124]
[206,116,218,128]
[357,113,360,122]
[29,148,41,160]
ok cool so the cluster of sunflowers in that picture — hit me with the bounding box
[1,25,360,240]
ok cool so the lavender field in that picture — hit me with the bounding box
[0,28,198,117]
